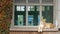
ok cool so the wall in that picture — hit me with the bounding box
[57,0,60,28]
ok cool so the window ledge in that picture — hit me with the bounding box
[10,28,58,32]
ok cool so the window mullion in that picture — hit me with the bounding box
[40,6,43,19]
[40,0,42,22]
[26,0,28,26]
[26,5,28,26]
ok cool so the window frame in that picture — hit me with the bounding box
[10,0,58,31]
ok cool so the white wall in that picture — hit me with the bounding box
[57,0,60,28]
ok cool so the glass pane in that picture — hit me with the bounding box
[17,15,24,26]
[14,6,26,26]
[28,6,40,11]
[28,15,33,26]
[14,15,26,26]
[37,6,40,11]
[28,6,40,26]
[42,0,53,3]
[28,6,35,11]
[16,6,20,11]
[20,6,25,11]
[16,6,25,11]
[42,6,53,23]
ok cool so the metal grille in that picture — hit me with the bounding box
[15,0,26,3]
[42,0,53,3]
[28,0,40,3]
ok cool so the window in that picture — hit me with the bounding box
[10,0,58,31]
[28,6,40,26]
[14,6,26,26]
[14,5,40,26]
[42,6,53,23]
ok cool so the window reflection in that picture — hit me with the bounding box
[28,15,33,26]
[16,6,20,11]
[16,6,25,11]
[28,6,35,11]
[17,15,24,26]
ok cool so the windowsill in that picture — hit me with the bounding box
[10,28,58,32]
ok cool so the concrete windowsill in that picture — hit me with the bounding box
[10,28,58,32]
